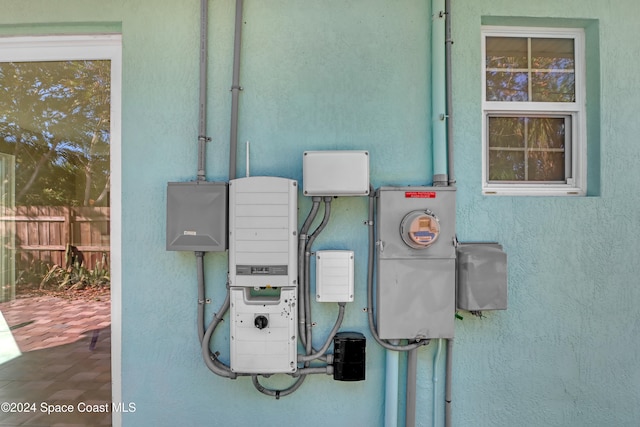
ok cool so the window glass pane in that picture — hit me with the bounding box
[489,150,525,181]
[531,38,574,69]
[486,36,577,103]
[527,152,565,181]
[530,38,575,102]
[486,71,529,101]
[0,61,111,207]
[0,60,111,297]
[486,37,528,68]
[488,116,567,182]
[488,117,525,148]
[527,117,565,149]
[485,37,528,102]
[532,71,575,102]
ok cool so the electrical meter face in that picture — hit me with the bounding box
[399,210,440,249]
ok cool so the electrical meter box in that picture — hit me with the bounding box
[166,181,227,252]
[316,250,354,303]
[456,243,507,311]
[303,151,369,196]
[376,186,456,340]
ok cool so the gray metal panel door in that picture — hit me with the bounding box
[376,258,455,339]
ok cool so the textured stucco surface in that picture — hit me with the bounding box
[1,0,640,426]
[453,1,640,426]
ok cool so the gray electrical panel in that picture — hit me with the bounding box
[456,243,507,311]
[166,181,227,252]
[376,187,456,340]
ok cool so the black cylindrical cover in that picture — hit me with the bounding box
[333,332,366,381]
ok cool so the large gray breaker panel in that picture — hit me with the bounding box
[376,187,456,339]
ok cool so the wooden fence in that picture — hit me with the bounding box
[2,206,110,272]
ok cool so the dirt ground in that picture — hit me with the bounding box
[14,284,110,303]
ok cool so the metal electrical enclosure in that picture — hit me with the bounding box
[303,151,370,196]
[228,176,298,374]
[229,288,297,374]
[376,187,456,339]
[228,177,298,289]
[166,181,227,252]
[456,243,508,311]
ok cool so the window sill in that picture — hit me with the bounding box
[482,185,585,197]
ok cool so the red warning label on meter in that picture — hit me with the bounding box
[404,191,436,199]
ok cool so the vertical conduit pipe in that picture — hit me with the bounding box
[229,0,244,180]
[444,2,455,425]
[432,339,443,427]
[385,345,400,427]
[304,197,332,354]
[406,348,418,427]
[196,251,206,343]
[431,0,447,186]
[445,0,455,185]
[445,338,453,427]
[196,0,209,181]
[297,198,321,350]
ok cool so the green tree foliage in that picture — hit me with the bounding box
[0,60,111,206]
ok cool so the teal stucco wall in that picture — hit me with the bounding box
[1,0,640,426]
[453,1,640,426]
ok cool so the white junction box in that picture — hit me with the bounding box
[303,150,369,196]
[228,176,298,288]
[316,250,354,303]
[230,288,297,374]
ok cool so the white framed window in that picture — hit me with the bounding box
[481,26,586,196]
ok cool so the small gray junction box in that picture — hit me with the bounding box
[456,243,507,311]
[166,181,227,252]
